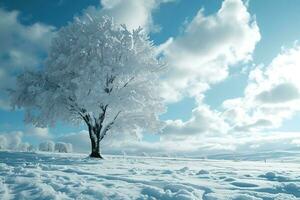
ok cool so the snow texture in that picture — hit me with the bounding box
[0,151,300,200]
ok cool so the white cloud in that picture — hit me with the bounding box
[155,0,262,149]
[87,0,175,32]
[256,83,299,103]
[161,102,229,141]
[155,37,300,156]
[160,0,260,102]
[222,45,300,132]
[100,0,156,31]
[0,8,55,110]
[24,126,51,139]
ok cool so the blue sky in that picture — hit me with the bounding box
[1,0,300,155]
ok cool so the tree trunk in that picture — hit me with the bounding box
[88,125,103,159]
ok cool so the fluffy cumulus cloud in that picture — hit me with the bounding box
[156,0,260,145]
[161,102,229,141]
[85,0,174,32]
[155,0,300,154]
[24,126,51,140]
[0,8,55,110]
[222,45,300,132]
[160,0,260,102]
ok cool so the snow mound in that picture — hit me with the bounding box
[264,172,276,179]
[281,183,300,197]
[196,169,209,175]
[178,167,189,173]
[140,184,204,200]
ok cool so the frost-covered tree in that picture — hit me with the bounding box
[27,144,36,152]
[55,142,72,153]
[18,142,30,152]
[39,141,55,152]
[10,14,165,158]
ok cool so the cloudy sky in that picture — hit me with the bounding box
[1,0,300,156]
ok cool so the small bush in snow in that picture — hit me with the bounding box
[39,141,55,152]
[55,142,72,153]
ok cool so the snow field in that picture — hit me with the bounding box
[0,151,300,200]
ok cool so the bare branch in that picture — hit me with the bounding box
[66,96,92,126]
[87,89,91,96]
[122,77,134,88]
[104,74,116,94]
[98,104,108,125]
[100,111,121,141]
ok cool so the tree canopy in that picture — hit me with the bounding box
[10,14,166,157]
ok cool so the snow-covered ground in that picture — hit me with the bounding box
[0,151,300,200]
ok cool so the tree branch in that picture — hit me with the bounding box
[98,104,108,124]
[104,74,116,94]
[67,96,91,125]
[99,111,121,141]
[122,77,134,88]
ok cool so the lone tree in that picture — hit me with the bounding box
[10,14,165,158]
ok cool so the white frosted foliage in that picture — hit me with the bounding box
[55,142,73,153]
[10,13,166,156]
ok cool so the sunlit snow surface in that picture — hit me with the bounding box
[0,151,300,200]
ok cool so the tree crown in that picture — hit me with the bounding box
[10,14,166,137]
